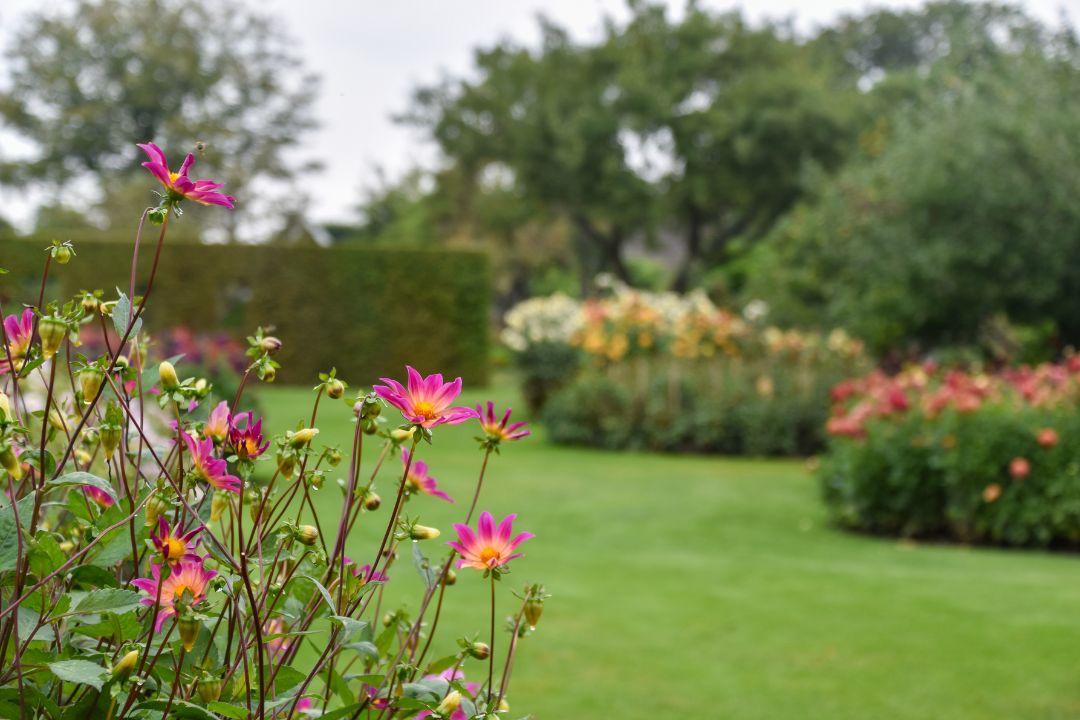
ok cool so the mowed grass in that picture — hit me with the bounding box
[254,377,1080,719]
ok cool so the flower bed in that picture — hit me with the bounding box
[503,283,868,455]
[820,360,1080,547]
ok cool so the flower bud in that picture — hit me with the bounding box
[498,698,510,712]
[211,491,231,523]
[196,677,223,704]
[307,472,324,490]
[391,427,415,443]
[263,365,277,383]
[158,361,180,391]
[78,367,105,402]
[289,428,319,448]
[442,569,457,586]
[296,525,319,546]
[326,379,345,399]
[47,409,68,433]
[468,641,490,660]
[54,245,73,265]
[100,425,122,459]
[437,691,463,716]
[382,613,394,627]
[59,540,75,554]
[247,489,263,523]
[364,492,381,511]
[327,448,342,467]
[277,453,296,479]
[111,649,139,681]
[411,525,440,541]
[178,616,200,652]
[0,393,9,424]
[38,317,67,360]
[144,493,170,528]
[0,445,22,480]
[524,599,544,628]
[74,449,92,467]
[260,336,282,355]
[80,294,99,314]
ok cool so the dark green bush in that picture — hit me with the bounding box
[1,237,490,385]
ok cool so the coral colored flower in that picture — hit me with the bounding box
[1009,457,1031,480]
[402,448,453,503]
[182,431,241,494]
[448,511,533,572]
[82,485,114,508]
[138,143,235,208]
[476,401,530,443]
[131,559,216,632]
[265,617,292,658]
[151,518,202,566]
[229,412,269,460]
[983,484,1002,503]
[374,366,477,429]
[0,309,34,375]
[416,669,480,719]
[1037,427,1059,449]
[203,401,230,442]
[293,698,313,715]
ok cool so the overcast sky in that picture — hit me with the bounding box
[0,0,1071,230]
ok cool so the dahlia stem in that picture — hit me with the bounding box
[488,573,497,707]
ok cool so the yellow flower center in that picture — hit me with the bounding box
[479,547,500,566]
[164,537,187,561]
[168,172,180,184]
[413,401,436,419]
[172,583,192,601]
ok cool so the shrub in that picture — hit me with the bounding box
[820,361,1080,547]
[511,281,869,455]
[2,236,491,385]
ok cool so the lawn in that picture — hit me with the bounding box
[254,377,1080,719]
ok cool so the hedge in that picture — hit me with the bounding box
[1,237,491,385]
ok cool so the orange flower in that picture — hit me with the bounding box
[983,484,1002,503]
[1036,427,1059,449]
[1009,457,1031,480]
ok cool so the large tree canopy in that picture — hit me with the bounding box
[0,0,320,240]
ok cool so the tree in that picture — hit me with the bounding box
[0,0,320,241]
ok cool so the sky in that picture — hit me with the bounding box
[0,0,1072,231]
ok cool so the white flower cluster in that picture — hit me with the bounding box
[501,293,585,352]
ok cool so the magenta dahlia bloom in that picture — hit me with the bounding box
[131,558,216,632]
[150,518,202,566]
[229,411,268,460]
[401,448,453,503]
[343,557,389,584]
[476,401,530,443]
[0,309,34,375]
[202,400,230,443]
[182,431,241,494]
[138,142,235,208]
[448,511,533,572]
[374,366,477,429]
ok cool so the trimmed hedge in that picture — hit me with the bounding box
[1,237,490,385]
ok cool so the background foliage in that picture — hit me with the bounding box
[2,238,491,384]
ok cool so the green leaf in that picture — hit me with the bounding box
[295,575,336,614]
[48,659,109,691]
[317,704,368,720]
[28,531,66,577]
[330,615,369,644]
[71,611,141,641]
[425,653,460,675]
[208,702,247,719]
[70,588,142,616]
[111,290,142,339]
[412,541,437,590]
[0,496,36,572]
[17,606,55,645]
[90,527,136,568]
[48,471,119,505]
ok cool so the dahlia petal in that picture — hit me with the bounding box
[477,512,495,543]
[496,513,517,544]
[443,406,478,424]
[507,531,535,551]
[177,153,195,178]
[137,142,167,166]
[406,366,425,399]
[141,161,172,187]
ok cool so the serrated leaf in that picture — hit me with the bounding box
[208,702,247,719]
[111,290,142,339]
[48,472,119,505]
[295,575,336,614]
[48,659,109,691]
[330,615,369,645]
[71,588,142,616]
[0,496,36,573]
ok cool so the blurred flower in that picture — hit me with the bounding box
[448,511,533,572]
[150,518,202,566]
[374,366,476,429]
[203,401,230,443]
[138,142,235,208]
[82,485,114,508]
[131,558,216,632]
[402,448,452,503]
[183,431,241,494]
[1009,457,1031,480]
[1037,427,1059,449]
[476,401,530,443]
[983,484,1002,503]
[0,309,34,375]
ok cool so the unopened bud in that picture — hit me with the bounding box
[196,677,223,704]
[0,393,10,422]
[411,524,440,541]
[391,427,415,443]
[327,448,342,467]
[260,336,282,355]
[48,409,68,433]
[144,494,170,528]
[178,616,200,652]
[74,449,92,467]
[437,690,463,715]
[59,540,75,554]
[80,294,99,314]
[100,425,122,458]
[79,367,105,402]
[53,245,73,265]
[524,599,544,628]
[277,453,296,479]
[247,489,262,523]
[210,491,231,523]
[382,613,394,627]
[263,365,277,383]
[442,569,457,586]
[158,361,180,391]
[289,428,319,448]
[0,445,21,480]
[326,379,345,399]
[38,317,67,360]
[296,525,319,546]
[364,492,381,511]
[469,641,490,660]
[111,649,139,681]
[498,699,510,712]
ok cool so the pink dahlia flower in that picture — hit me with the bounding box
[402,448,453,503]
[0,309,34,375]
[138,142,235,208]
[202,400,230,443]
[131,558,217,632]
[182,431,241,494]
[374,366,476,429]
[82,485,114,508]
[448,511,533,572]
[229,411,269,460]
[476,401,530,442]
[150,518,202,566]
